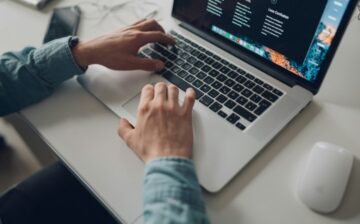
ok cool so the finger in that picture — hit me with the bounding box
[139,84,155,107]
[154,82,168,102]
[138,31,176,46]
[167,84,180,107]
[135,19,165,33]
[128,57,164,71]
[118,118,135,144]
[182,88,196,114]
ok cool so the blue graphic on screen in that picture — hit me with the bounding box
[211,0,350,82]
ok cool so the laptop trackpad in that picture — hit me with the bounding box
[123,93,141,117]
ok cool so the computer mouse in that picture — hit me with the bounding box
[297,142,354,213]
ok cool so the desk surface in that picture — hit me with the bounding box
[1,0,360,223]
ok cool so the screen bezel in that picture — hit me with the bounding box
[172,0,358,94]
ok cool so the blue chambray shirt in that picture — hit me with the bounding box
[0,37,210,224]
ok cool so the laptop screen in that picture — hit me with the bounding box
[173,0,356,93]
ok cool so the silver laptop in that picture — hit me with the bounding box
[78,0,357,192]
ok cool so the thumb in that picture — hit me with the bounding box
[118,118,135,144]
[130,57,164,71]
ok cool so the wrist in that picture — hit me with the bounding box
[70,37,92,69]
[72,42,91,68]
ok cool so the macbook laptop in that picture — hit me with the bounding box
[78,0,357,192]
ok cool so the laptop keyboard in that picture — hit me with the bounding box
[138,31,283,131]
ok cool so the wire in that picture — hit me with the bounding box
[76,0,130,20]
[357,1,360,20]
[74,0,160,24]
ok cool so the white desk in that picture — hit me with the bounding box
[1,0,360,223]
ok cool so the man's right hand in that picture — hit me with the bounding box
[72,19,175,71]
[117,83,196,163]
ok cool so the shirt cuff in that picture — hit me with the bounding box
[144,157,206,212]
[33,36,85,86]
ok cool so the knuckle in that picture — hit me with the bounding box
[168,84,178,91]
[155,82,166,88]
[167,103,178,113]
[180,109,189,117]
[118,129,129,142]
[142,84,153,92]
[118,128,131,142]
[123,134,132,146]
[154,31,163,36]
[147,18,157,25]
[117,127,123,137]
[155,83,167,92]
[178,112,186,119]
[154,101,165,111]
[138,103,150,114]
[132,31,143,39]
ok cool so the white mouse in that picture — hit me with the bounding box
[297,141,354,213]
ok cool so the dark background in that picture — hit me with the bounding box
[174,0,328,64]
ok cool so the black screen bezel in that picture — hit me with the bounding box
[172,0,358,94]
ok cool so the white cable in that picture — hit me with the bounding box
[75,0,160,24]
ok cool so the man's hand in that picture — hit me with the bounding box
[118,83,196,163]
[72,19,175,71]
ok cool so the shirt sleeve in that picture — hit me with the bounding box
[143,157,210,224]
[0,37,84,116]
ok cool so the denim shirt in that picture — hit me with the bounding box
[0,37,209,224]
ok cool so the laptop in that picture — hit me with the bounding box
[78,0,357,192]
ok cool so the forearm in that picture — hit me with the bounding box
[0,37,84,116]
[143,157,210,224]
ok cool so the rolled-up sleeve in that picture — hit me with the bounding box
[0,37,84,116]
[143,157,210,224]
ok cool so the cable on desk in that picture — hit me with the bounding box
[76,0,130,20]
[73,0,160,24]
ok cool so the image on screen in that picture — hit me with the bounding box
[174,0,351,83]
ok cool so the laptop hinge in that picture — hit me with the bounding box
[179,22,300,90]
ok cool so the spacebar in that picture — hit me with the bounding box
[162,71,203,99]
